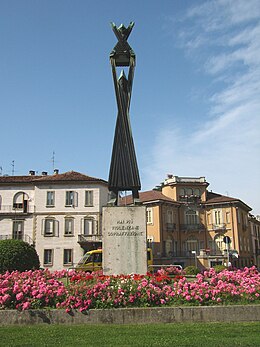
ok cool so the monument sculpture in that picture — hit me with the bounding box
[108,22,141,205]
[103,22,147,275]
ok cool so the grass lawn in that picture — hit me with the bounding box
[0,322,260,347]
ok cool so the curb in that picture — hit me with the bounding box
[0,305,260,325]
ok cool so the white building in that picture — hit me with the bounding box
[0,170,109,270]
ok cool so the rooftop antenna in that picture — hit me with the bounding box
[51,151,55,172]
[11,160,15,176]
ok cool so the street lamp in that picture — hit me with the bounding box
[191,250,197,268]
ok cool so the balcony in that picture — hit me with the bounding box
[0,234,34,245]
[212,223,226,232]
[179,195,202,204]
[78,234,102,244]
[180,224,205,232]
[165,223,176,232]
[0,205,34,215]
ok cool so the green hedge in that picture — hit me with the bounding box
[0,239,40,273]
[213,265,227,273]
[184,266,200,275]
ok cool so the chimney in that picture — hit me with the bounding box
[54,169,59,175]
[29,170,35,176]
[42,171,48,176]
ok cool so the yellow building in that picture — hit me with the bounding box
[133,175,253,269]
[249,214,260,268]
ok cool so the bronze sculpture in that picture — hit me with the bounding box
[108,22,141,205]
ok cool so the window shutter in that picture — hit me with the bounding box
[55,220,59,237]
[41,219,45,235]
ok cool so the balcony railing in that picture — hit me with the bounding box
[78,234,102,243]
[212,223,226,232]
[171,250,229,258]
[180,224,205,232]
[0,234,34,245]
[165,223,176,231]
[0,205,35,214]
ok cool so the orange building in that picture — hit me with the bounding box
[126,175,254,269]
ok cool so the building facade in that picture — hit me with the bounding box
[131,175,254,269]
[0,171,109,271]
[249,214,260,268]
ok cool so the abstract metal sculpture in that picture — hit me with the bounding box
[108,22,141,205]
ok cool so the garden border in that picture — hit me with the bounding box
[0,305,260,325]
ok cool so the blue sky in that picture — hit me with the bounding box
[0,0,259,215]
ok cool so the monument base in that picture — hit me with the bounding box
[102,206,147,275]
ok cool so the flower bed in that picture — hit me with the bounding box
[0,267,260,313]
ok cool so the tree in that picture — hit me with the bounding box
[0,239,40,273]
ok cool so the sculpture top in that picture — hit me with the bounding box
[111,22,134,41]
[110,22,135,67]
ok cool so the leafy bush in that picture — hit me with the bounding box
[184,266,200,275]
[213,265,226,273]
[0,239,40,273]
[0,267,260,311]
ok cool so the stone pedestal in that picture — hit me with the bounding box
[102,206,147,275]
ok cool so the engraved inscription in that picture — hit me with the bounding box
[108,219,142,237]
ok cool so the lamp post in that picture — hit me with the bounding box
[191,250,197,268]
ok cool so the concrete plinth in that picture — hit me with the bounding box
[102,206,147,275]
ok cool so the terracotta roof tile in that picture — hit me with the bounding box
[205,191,251,210]
[0,171,107,185]
[120,190,179,205]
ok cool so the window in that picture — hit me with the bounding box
[193,188,201,197]
[65,191,77,207]
[44,249,53,266]
[43,218,58,236]
[146,208,153,224]
[186,188,193,196]
[184,237,199,253]
[207,212,212,225]
[166,210,173,223]
[84,218,94,235]
[64,218,74,236]
[185,210,198,225]
[46,191,55,206]
[13,192,29,212]
[237,209,241,223]
[63,249,73,265]
[214,210,222,225]
[12,220,24,240]
[85,190,94,206]
[179,188,185,196]
[226,211,230,224]
[213,235,228,254]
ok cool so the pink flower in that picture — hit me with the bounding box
[16,292,23,301]
[22,302,30,310]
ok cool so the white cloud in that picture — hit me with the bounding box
[142,0,260,215]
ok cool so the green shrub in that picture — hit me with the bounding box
[184,265,200,275]
[0,239,40,273]
[213,264,226,273]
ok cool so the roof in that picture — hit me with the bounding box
[0,171,107,185]
[120,190,179,205]
[205,191,251,211]
[120,189,251,211]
